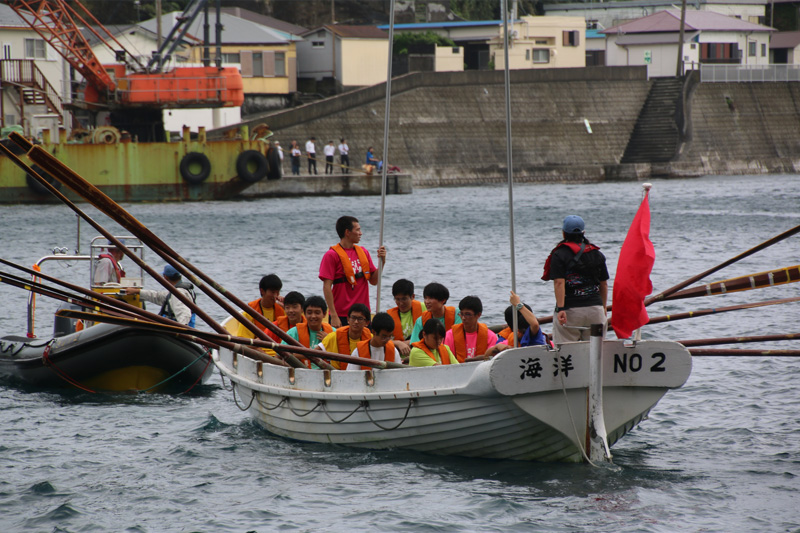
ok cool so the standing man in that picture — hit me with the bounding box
[319,215,387,328]
[305,136,317,175]
[338,138,350,174]
[542,215,609,344]
[93,242,125,286]
[323,140,336,174]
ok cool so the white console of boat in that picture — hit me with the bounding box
[214,333,691,462]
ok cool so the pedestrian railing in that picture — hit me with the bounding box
[701,64,800,82]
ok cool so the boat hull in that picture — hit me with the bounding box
[214,340,692,462]
[0,323,214,392]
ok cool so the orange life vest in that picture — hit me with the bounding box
[498,327,514,342]
[247,298,285,333]
[420,306,456,332]
[386,300,423,340]
[331,243,371,287]
[296,322,334,348]
[273,314,306,332]
[335,326,372,354]
[451,323,489,363]
[355,339,396,370]
[411,340,451,365]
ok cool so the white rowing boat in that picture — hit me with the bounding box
[213,336,691,462]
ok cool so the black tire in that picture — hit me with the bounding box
[235,150,268,183]
[179,152,211,184]
[26,164,61,195]
[266,145,282,180]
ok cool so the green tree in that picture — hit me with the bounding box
[393,31,456,56]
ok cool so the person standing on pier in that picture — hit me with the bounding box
[305,136,317,174]
[338,138,350,174]
[324,140,336,174]
[290,140,301,176]
[542,215,609,344]
[319,215,386,328]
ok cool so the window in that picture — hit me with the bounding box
[562,30,580,47]
[535,39,548,45]
[532,49,549,63]
[312,41,325,49]
[3,44,11,59]
[221,52,240,64]
[275,52,286,76]
[690,43,696,50]
[253,52,263,77]
[761,43,766,57]
[748,42,756,57]
[526,49,530,61]
[24,38,46,59]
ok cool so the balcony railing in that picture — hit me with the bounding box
[701,63,800,82]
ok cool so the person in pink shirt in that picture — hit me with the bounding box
[443,296,499,362]
[319,215,387,327]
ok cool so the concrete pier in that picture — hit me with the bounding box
[238,173,412,198]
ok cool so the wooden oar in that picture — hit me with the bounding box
[678,332,800,347]
[644,223,800,306]
[4,135,315,370]
[690,348,800,356]
[662,265,800,301]
[646,295,800,325]
[57,309,405,370]
[0,263,289,367]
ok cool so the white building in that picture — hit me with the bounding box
[602,9,773,77]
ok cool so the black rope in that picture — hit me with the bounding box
[363,398,416,431]
[322,399,363,423]
[231,383,255,411]
[254,394,288,412]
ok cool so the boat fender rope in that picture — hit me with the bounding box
[552,345,599,467]
[41,340,97,393]
[254,394,288,412]
[363,398,416,431]
[232,383,256,411]
[285,397,323,417]
[321,399,363,423]
[218,369,234,391]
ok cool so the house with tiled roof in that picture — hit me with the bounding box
[297,25,389,92]
[601,9,773,77]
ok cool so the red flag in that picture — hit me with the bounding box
[611,192,655,339]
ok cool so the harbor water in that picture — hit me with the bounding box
[1,175,799,532]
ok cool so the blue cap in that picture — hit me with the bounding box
[562,215,585,234]
[163,264,180,278]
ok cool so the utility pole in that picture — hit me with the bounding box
[676,0,687,77]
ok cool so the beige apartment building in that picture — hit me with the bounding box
[490,16,586,70]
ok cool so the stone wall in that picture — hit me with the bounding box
[212,67,651,186]
[669,82,800,176]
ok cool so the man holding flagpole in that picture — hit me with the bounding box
[542,215,609,344]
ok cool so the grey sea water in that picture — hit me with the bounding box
[1,175,799,532]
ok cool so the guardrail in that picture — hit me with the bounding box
[701,64,800,82]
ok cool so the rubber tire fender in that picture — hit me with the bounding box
[179,152,211,184]
[26,164,62,195]
[266,145,282,181]
[235,150,269,183]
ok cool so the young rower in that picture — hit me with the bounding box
[410,282,461,342]
[444,296,499,363]
[386,278,425,357]
[317,304,373,370]
[484,291,546,357]
[409,319,459,367]
[284,296,334,367]
[235,274,285,340]
[347,312,398,370]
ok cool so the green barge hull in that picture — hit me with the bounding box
[0,126,277,204]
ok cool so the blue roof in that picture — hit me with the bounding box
[586,29,605,39]
[377,20,504,30]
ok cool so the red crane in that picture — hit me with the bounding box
[9,0,244,110]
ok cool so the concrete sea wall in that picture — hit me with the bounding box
[213,68,800,186]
